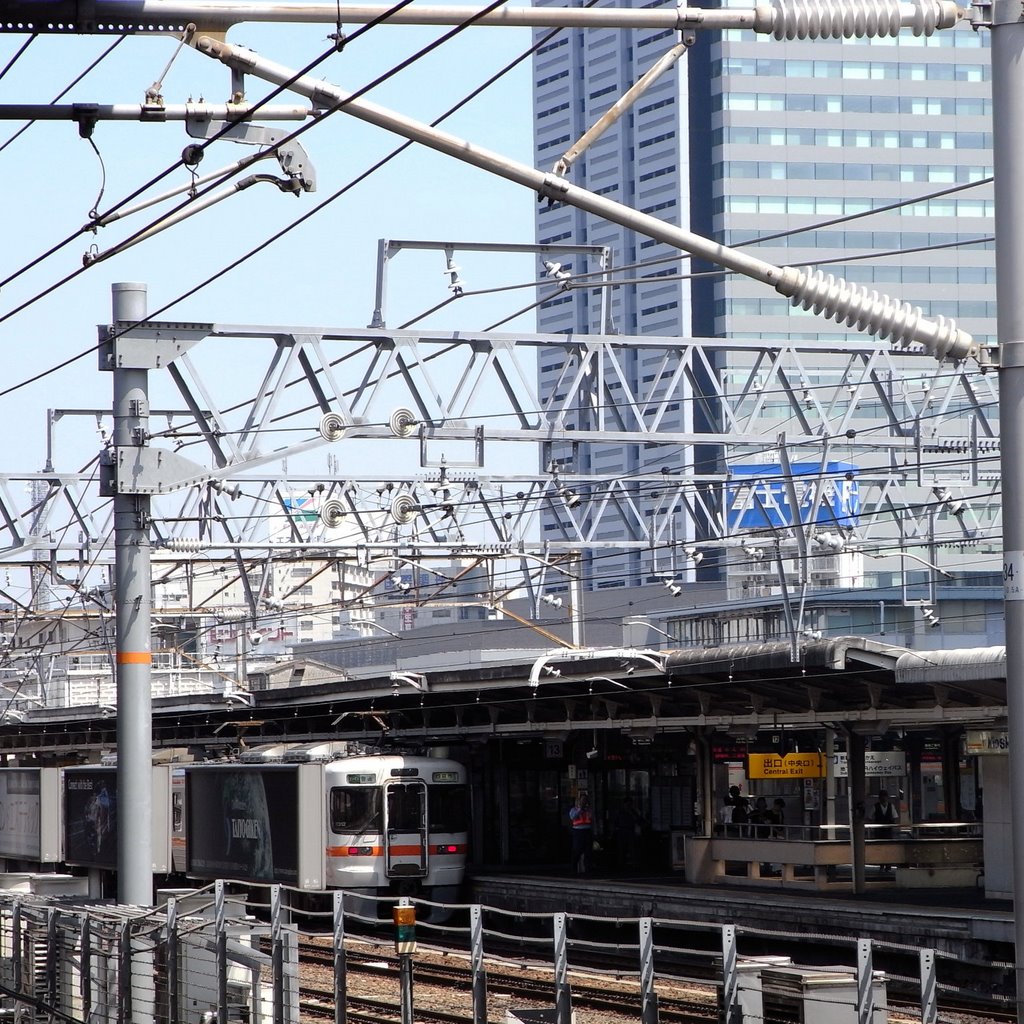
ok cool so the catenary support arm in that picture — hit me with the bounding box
[192,33,982,365]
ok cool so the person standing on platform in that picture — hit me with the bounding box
[872,789,897,875]
[725,785,750,833]
[872,790,896,839]
[569,790,594,875]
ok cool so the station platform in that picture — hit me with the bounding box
[468,870,1013,965]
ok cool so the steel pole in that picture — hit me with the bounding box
[990,6,1024,1015]
[111,282,154,906]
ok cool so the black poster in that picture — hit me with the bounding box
[186,767,299,884]
[63,769,117,868]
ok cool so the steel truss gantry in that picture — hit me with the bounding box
[0,322,998,588]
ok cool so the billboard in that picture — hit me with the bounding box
[63,768,117,868]
[0,770,41,860]
[727,462,859,531]
[187,766,300,885]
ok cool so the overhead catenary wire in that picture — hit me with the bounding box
[0,0,423,302]
[0,34,37,83]
[0,4,577,405]
[0,0,530,403]
[0,34,127,157]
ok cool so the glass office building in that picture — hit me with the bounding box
[532,0,996,594]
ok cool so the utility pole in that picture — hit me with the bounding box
[986,0,1024,1014]
[102,282,154,907]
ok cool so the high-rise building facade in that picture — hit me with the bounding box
[533,0,995,594]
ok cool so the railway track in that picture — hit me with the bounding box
[298,940,718,1022]
[297,937,1015,1024]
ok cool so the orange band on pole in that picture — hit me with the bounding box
[116,651,152,664]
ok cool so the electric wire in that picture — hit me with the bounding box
[0,34,37,83]
[0,0,525,401]
[0,17,995,393]
[0,35,127,157]
[0,0,420,300]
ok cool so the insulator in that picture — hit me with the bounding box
[163,538,207,553]
[319,412,346,442]
[768,0,951,39]
[390,493,419,525]
[778,267,978,363]
[389,407,418,438]
[320,499,346,529]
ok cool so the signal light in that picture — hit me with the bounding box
[393,902,417,954]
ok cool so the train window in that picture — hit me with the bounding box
[330,788,382,833]
[429,785,469,832]
[387,784,425,831]
[172,792,183,832]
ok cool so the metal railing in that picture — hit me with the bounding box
[0,877,1009,1024]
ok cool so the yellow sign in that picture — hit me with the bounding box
[747,752,825,779]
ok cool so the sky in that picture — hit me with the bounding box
[0,9,541,477]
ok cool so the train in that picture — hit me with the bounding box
[0,745,470,915]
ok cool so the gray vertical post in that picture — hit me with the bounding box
[399,956,414,1024]
[45,908,58,1012]
[119,920,133,1024]
[856,938,874,1024]
[990,7,1024,1016]
[553,912,571,1024]
[166,896,179,1024]
[721,924,738,1024]
[80,915,91,1021]
[847,730,867,894]
[272,885,285,1024]
[919,948,937,1024]
[333,891,347,1024]
[12,902,22,994]
[107,281,154,907]
[215,880,228,1024]
[638,917,657,1024]
[469,904,487,1024]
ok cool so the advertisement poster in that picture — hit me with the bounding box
[63,769,116,868]
[186,767,299,885]
[0,770,41,860]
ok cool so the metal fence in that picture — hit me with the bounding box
[0,880,1012,1024]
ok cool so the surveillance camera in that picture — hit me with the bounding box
[248,630,263,646]
[586,748,599,760]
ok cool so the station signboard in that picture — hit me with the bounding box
[747,752,825,779]
[0,768,61,861]
[831,751,906,778]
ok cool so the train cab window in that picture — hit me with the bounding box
[330,788,383,833]
[428,785,469,832]
[387,784,425,831]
